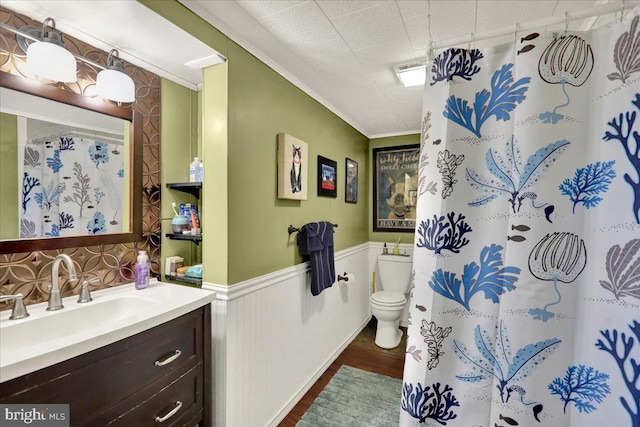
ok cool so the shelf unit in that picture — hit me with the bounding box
[163,274,202,286]
[165,233,202,244]
[165,182,202,286]
[166,182,201,198]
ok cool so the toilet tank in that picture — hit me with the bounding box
[377,254,413,293]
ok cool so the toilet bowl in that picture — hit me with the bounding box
[371,254,412,349]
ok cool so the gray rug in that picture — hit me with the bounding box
[296,365,402,427]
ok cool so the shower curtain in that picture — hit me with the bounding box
[401,8,639,427]
[20,135,124,238]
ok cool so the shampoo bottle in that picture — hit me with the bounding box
[135,250,150,290]
[189,157,201,183]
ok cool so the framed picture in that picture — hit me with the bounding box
[317,155,337,198]
[277,133,308,200]
[372,144,420,232]
[345,158,358,203]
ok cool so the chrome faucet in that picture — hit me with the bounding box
[0,294,29,320]
[47,254,77,311]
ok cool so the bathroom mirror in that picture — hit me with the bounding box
[0,71,142,254]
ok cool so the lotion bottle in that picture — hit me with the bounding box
[135,251,150,290]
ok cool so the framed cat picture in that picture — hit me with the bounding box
[277,133,308,200]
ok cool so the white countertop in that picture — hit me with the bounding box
[0,279,215,383]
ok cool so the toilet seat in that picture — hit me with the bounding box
[370,291,406,307]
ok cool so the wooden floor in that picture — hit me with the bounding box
[278,319,406,427]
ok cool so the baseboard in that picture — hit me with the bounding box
[267,315,372,427]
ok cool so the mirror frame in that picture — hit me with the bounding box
[0,70,142,254]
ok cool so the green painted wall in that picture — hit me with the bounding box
[0,112,18,239]
[368,133,420,244]
[160,78,200,278]
[225,41,368,284]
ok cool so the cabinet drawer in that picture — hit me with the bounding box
[103,363,203,427]
[1,307,205,426]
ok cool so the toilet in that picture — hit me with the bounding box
[370,254,412,349]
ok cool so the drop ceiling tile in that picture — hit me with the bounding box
[366,113,410,136]
[287,40,373,89]
[354,34,419,68]
[395,109,422,131]
[316,0,389,19]
[382,84,424,101]
[330,1,410,51]
[395,0,430,19]
[426,1,479,47]
[329,82,389,107]
[288,37,357,65]
[475,1,557,34]
[255,1,340,47]
[236,0,308,19]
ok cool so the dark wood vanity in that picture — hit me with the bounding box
[0,305,211,426]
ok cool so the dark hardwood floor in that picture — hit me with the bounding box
[278,319,406,427]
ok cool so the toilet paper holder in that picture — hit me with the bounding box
[337,273,349,282]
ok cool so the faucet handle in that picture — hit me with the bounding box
[77,277,100,303]
[0,294,30,320]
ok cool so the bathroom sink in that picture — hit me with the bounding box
[0,279,215,383]
[1,295,157,350]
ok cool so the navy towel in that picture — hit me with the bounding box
[297,222,335,296]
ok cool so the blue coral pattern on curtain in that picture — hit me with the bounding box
[401,8,640,427]
[19,135,124,238]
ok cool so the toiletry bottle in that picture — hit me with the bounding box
[189,157,201,183]
[198,161,204,182]
[393,243,400,255]
[135,251,150,290]
[383,243,388,255]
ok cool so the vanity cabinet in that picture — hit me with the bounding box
[0,305,212,426]
[165,182,203,286]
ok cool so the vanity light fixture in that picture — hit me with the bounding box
[96,49,135,103]
[26,17,77,83]
[394,62,428,88]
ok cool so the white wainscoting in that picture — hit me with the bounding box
[203,243,373,427]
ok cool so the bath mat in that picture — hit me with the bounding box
[296,365,402,427]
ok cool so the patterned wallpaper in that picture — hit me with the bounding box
[0,8,161,308]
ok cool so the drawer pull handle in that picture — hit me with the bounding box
[154,349,182,366]
[155,401,183,423]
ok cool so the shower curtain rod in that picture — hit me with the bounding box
[431,2,637,51]
[30,130,124,145]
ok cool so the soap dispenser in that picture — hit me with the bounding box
[135,251,150,290]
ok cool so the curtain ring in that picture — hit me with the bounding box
[513,23,519,46]
[564,11,569,34]
[427,40,435,62]
[468,32,474,51]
